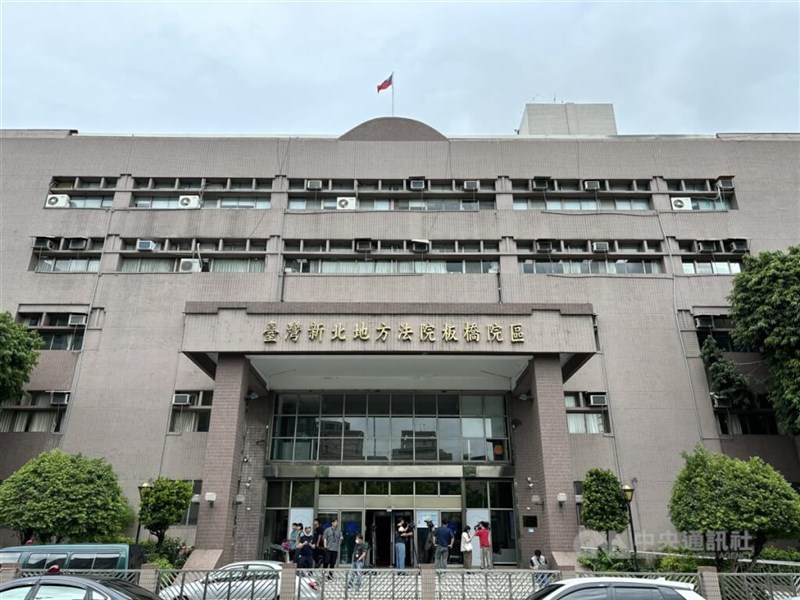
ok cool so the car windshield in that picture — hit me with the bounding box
[93,579,161,600]
[524,583,564,600]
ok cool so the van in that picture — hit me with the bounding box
[0,544,143,571]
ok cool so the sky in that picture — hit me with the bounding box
[1,1,798,137]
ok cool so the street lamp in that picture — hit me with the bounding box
[135,480,153,544]
[622,483,637,568]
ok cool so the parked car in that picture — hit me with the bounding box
[0,574,160,600]
[158,561,319,600]
[0,544,142,571]
[523,577,706,600]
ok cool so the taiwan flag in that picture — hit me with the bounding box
[376,73,393,93]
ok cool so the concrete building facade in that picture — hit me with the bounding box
[1,105,798,568]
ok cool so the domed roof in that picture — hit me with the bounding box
[340,117,447,141]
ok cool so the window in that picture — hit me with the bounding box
[284,259,497,275]
[288,197,495,211]
[40,332,83,351]
[682,260,742,275]
[202,197,271,209]
[174,480,202,525]
[520,259,661,275]
[169,392,213,433]
[695,315,751,352]
[65,195,113,209]
[565,393,610,434]
[36,257,100,273]
[513,197,650,211]
[133,196,186,209]
[0,392,68,433]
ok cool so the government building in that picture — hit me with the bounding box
[1,103,798,568]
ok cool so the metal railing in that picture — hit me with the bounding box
[20,569,141,583]
[435,569,561,600]
[718,573,800,600]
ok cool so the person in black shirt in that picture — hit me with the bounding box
[296,525,316,568]
[313,518,325,567]
[347,533,366,589]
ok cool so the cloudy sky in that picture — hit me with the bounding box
[2,1,798,136]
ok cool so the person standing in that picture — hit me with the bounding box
[347,533,366,590]
[433,523,454,569]
[312,518,325,567]
[530,549,550,589]
[296,525,316,569]
[395,517,412,572]
[460,526,473,568]
[424,520,436,563]
[288,523,301,563]
[322,518,342,579]
[474,522,493,569]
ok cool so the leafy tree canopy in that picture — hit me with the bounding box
[581,468,629,549]
[139,477,193,552]
[669,445,800,568]
[700,337,753,408]
[729,246,800,432]
[0,450,133,543]
[0,311,42,402]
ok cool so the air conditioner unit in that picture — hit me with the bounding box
[531,179,550,191]
[698,241,717,253]
[32,237,56,250]
[575,494,584,504]
[306,179,324,191]
[67,314,87,327]
[716,178,735,191]
[336,197,357,210]
[728,239,749,253]
[583,180,601,191]
[137,239,157,251]
[694,316,714,329]
[592,241,610,252]
[355,238,374,252]
[178,195,201,209]
[68,238,89,251]
[463,180,480,191]
[411,239,431,253]
[178,258,202,273]
[711,394,731,409]
[409,179,426,191]
[172,393,193,406]
[50,394,69,406]
[671,197,693,211]
[535,241,554,253]
[263,465,278,478]
[588,394,608,407]
[284,267,298,273]
[45,194,70,208]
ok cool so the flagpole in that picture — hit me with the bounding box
[391,73,395,116]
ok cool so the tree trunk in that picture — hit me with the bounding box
[748,531,767,571]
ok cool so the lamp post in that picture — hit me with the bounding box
[622,483,637,568]
[135,480,152,544]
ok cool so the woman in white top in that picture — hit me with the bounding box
[460,526,473,568]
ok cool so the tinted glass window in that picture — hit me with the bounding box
[67,554,94,569]
[93,554,120,569]
[0,552,22,564]
[563,589,608,600]
[25,554,47,569]
[32,585,88,600]
[658,590,684,600]
[613,588,659,600]
[93,580,160,600]
[0,585,34,600]
[45,555,67,568]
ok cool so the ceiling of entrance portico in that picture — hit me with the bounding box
[245,354,533,391]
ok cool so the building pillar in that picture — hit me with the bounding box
[512,354,578,566]
[194,354,249,565]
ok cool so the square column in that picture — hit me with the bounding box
[194,354,249,564]
[512,354,578,565]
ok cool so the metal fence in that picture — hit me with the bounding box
[20,569,142,583]
[435,569,561,600]
[718,573,800,600]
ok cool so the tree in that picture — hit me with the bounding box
[700,337,753,408]
[0,311,42,402]
[138,477,193,553]
[669,445,800,569]
[728,246,800,433]
[0,450,133,543]
[581,468,629,550]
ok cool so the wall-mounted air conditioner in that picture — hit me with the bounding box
[711,393,731,408]
[355,239,374,252]
[68,314,88,327]
[671,197,693,211]
[697,241,717,253]
[588,394,608,407]
[45,194,70,208]
[32,237,56,250]
[411,239,431,253]
[728,239,749,253]
[531,179,550,191]
[592,241,610,252]
[583,180,601,191]
[536,240,554,253]
[463,180,480,191]
[178,195,201,209]
[306,179,323,191]
[179,258,202,273]
[50,393,70,406]
[716,178,735,191]
[172,393,193,406]
[409,179,426,191]
[137,239,157,251]
[336,197,357,210]
[575,494,584,504]
[68,238,89,251]
[694,316,714,329]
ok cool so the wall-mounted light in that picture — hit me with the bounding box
[205,492,217,507]
[518,394,532,402]
[191,494,201,504]
[557,492,567,507]
[530,494,543,505]
[511,418,522,430]
[526,476,535,489]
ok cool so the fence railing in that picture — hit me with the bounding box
[435,569,561,600]
[718,573,800,600]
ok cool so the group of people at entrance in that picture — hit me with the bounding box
[397,518,494,570]
[286,518,367,589]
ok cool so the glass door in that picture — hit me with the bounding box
[339,510,363,564]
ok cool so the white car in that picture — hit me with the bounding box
[158,561,319,600]
[524,576,706,600]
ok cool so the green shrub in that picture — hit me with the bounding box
[578,547,637,572]
[657,554,699,573]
